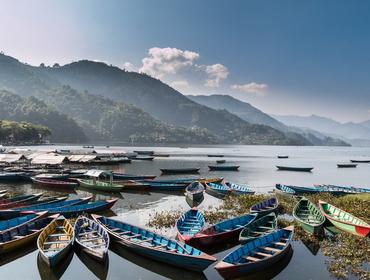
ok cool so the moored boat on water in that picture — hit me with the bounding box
[337,163,357,168]
[216,159,226,164]
[74,216,109,262]
[215,226,294,278]
[77,169,125,192]
[37,215,74,267]
[0,214,59,253]
[276,166,313,172]
[205,182,232,198]
[34,173,70,180]
[318,200,370,237]
[182,213,257,248]
[317,184,370,194]
[277,155,289,159]
[282,184,321,195]
[160,168,200,174]
[185,182,205,202]
[31,177,78,189]
[350,159,370,163]
[225,181,255,195]
[0,211,48,232]
[208,165,239,171]
[92,214,216,272]
[239,213,277,244]
[0,193,43,210]
[293,197,325,235]
[250,197,279,217]
[113,173,156,180]
[275,184,296,196]
[176,209,205,243]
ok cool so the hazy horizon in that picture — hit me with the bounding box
[1,0,370,122]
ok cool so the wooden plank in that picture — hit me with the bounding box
[258,226,273,230]
[154,244,167,249]
[253,251,272,257]
[134,238,153,244]
[48,233,71,238]
[79,231,97,236]
[44,240,70,245]
[241,255,260,262]
[80,237,103,242]
[260,246,282,252]
[272,242,286,246]
[118,231,131,235]
[127,233,142,239]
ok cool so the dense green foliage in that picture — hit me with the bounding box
[0,120,50,143]
[0,90,87,143]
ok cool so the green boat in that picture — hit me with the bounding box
[239,212,277,244]
[77,170,125,193]
[293,197,325,235]
[318,200,370,237]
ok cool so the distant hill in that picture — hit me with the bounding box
[274,114,370,140]
[0,90,87,143]
[0,119,50,144]
[188,94,349,146]
[0,53,311,145]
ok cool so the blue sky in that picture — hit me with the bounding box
[1,0,370,122]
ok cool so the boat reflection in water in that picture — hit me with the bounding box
[37,250,74,280]
[0,243,37,266]
[109,243,207,280]
[185,195,204,208]
[75,249,109,280]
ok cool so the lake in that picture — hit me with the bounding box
[0,144,369,279]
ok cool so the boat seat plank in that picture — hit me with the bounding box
[13,235,24,239]
[260,246,282,252]
[154,244,168,249]
[30,229,39,233]
[281,238,288,241]
[253,251,272,257]
[127,233,142,239]
[80,237,103,242]
[118,231,131,235]
[241,255,260,262]
[251,230,265,234]
[258,226,273,230]
[79,231,97,236]
[272,242,285,246]
[48,233,71,238]
[134,238,153,244]
[44,240,70,245]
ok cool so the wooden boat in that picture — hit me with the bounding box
[185,182,205,202]
[293,197,325,235]
[74,216,109,262]
[31,177,78,189]
[225,182,255,195]
[337,163,357,168]
[205,182,232,198]
[134,150,154,155]
[0,172,24,181]
[350,159,370,163]
[0,214,59,253]
[250,197,279,217]
[34,173,70,180]
[182,213,257,248]
[176,209,205,243]
[92,215,216,272]
[0,190,7,195]
[216,160,226,164]
[37,247,74,280]
[142,177,222,185]
[0,197,91,219]
[275,184,296,196]
[284,184,321,195]
[318,200,370,237]
[113,173,156,180]
[147,182,188,191]
[0,211,48,232]
[48,199,118,218]
[160,168,200,174]
[0,193,43,210]
[239,213,277,244]
[316,184,359,195]
[37,215,74,267]
[208,165,239,171]
[277,155,289,159]
[207,154,224,157]
[215,226,294,278]
[276,166,313,172]
[132,156,154,161]
[77,179,125,192]
[317,184,370,194]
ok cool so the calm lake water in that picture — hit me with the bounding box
[1,145,369,280]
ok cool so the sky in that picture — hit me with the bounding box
[1,0,370,122]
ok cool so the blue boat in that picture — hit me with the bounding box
[0,197,92,219]
[113,173,156,180]
[74,216,110,262]
[176,209,205,243]
[147,182,188,191]
[205,182,231,198]
[0,172,25,181]
[215,226,294,278]
[185,182,205,202]
[91,215,216,272]
[317,184,370,194]
[225,182,255,195]
[275,184,296,195]
[0,211,48,232]
[285,185,321,195]
[48,199,118,218]
[250,197,279,217]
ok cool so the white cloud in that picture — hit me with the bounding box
[170,80,190,92]
[204,64,229,88]
[231,82,268,95]
[139,47,199,78]
[123,62,136,72]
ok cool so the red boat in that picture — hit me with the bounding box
[182,213,257,248]
[0,193,43,210]
[31,177,78,189]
